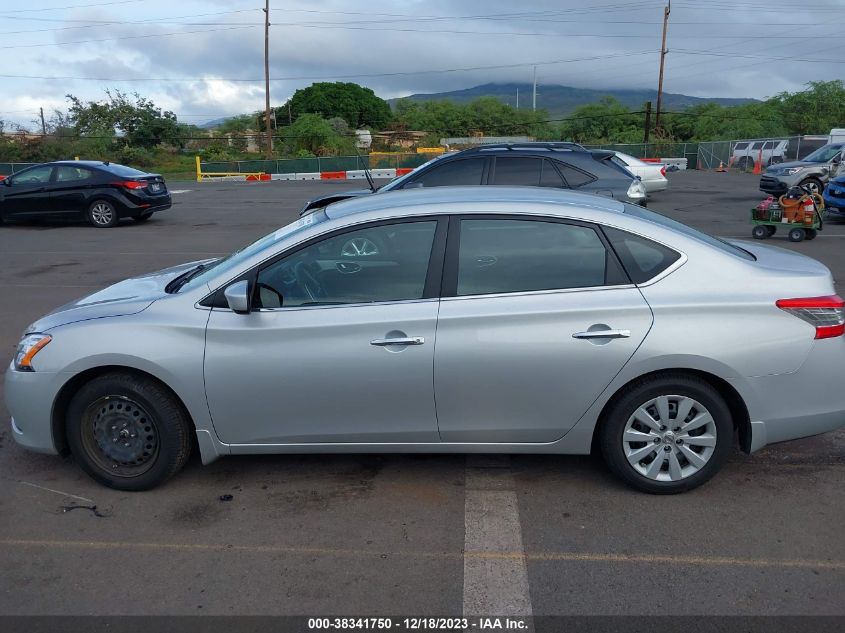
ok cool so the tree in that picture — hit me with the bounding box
[281,113,355,156]
[772,80,845,136]
[66,90,180,148]
[558,97,643,143]
[277,82,392,129]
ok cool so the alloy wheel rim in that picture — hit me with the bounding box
[91,203,114,224]
[622,395,717,482]
[81,395,160,477]
[341,237,379,257]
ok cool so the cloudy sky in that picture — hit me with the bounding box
[1,0,843,129]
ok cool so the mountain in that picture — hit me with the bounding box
[199,117,234,129]
[388,83,757,118]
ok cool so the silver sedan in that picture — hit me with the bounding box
[6,187,845,493]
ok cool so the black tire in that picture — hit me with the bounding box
[805,228,817,240]
[788,228,805,242]
[87,199,119,228]
[65,372,192,490]
[766,225,777,236]
[769,156,784,165]
[599,373,734,494]
[751,225,769,239]
[799,177,824,196]
[132,212,153,223]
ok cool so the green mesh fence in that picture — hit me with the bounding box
[198,153,434,176]
[0,162,39,176]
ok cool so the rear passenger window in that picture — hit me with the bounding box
[603,226,681,283]
[493,157,541,185]
[555,162,595,188]
[455,219,621,296]
[411,158,484,187]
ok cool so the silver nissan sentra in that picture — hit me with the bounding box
[6,187,845,493]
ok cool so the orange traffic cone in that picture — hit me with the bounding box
[752,149,763,175]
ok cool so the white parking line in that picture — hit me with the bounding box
[169,189,193,194]
[463,455,533,618]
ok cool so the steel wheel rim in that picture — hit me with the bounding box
[80,395,160,477]
[622,395,717,482]
[341,237,378,257]
[804,181,820,194]
[91,203,114,225]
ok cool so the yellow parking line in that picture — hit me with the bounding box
[1,539,842,570]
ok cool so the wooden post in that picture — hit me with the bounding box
[643,101,652,144]
[263,0,272,159]
[655,1,671,132]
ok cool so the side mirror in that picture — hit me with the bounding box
[832,154,842,164]
[224,280,250,314]
[1,177,10,186]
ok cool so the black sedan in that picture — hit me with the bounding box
[0,160,171,228]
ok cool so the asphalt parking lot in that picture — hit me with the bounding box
[0,170,843,618]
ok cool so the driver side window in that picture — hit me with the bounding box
[10,165,53,185]
[255,221,438,308]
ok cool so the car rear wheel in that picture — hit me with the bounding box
[88,200,119,228]
[599,374,733,494]
[66,372,192,490]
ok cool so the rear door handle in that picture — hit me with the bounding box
[572,329,631,340]
[370,337,425,346]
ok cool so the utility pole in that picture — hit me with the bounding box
[39,107,46,135]
[516,87,519,109]
[654,0,670,132]
[263,0,272,158]
[532,66,537,111]
[643,101,652,144]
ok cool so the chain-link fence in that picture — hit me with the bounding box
[200,153,434,176]
[0,162,39,176]
[586,135,830,171]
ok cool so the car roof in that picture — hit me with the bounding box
[325,186,627,220]
[50,160,113,167]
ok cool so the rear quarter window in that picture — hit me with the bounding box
[602,227,681,283]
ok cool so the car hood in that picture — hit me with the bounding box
[300,189,374,214]
[26,258,215,333]
[765,160,816,173]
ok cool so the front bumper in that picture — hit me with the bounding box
[759,175,790,195]
[5,365,63,455]
[823,187,845,216]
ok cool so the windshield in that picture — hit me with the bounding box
[801,144,843,163]
[623,204,755,261]
[179,210,329,291]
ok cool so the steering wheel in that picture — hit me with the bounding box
[293,261,326,302]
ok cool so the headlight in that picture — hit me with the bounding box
[626,179,646,200]
[780,167,803,176]
[14,333,52,372]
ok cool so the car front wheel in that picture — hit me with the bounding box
[599,374,733,494]
[87,199,119,228]
[65,372,192,490]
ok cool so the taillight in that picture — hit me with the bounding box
[660,165,667,177]
[776,295,845,339]
[114,180,146,190]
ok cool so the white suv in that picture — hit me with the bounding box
[731,140,789,170]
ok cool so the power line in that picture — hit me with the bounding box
[0,0,144,13]
[0,24,260,49]
[0,51,655,82]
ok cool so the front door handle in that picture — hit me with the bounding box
[572,329,631,340]
[370,337,425,346]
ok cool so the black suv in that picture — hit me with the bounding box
[301,143,647,214]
